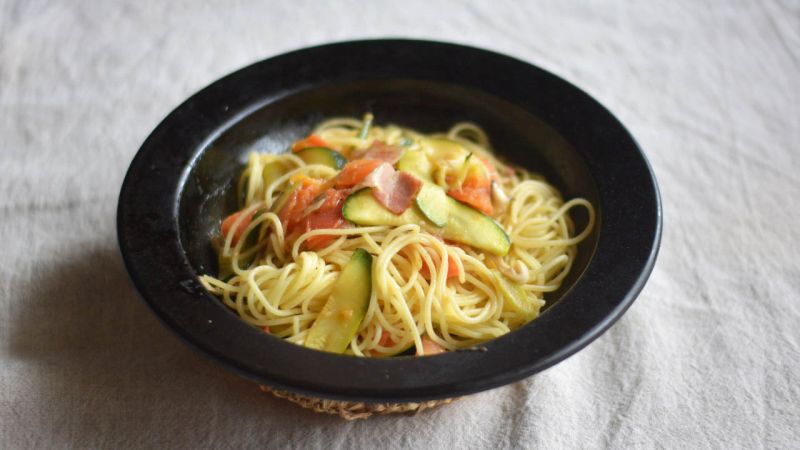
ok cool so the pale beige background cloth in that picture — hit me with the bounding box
[1,1,798,448]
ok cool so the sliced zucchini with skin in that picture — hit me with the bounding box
[296,147,347,170]
[342,188,424,227]
[305,248,373,353]
[493,270,544,324]
[342,188,511,256]
[414,183,448,227]
[261,160,291,188]
[441,194,511,256]
[396,149,433,182]
[411,176,509,251]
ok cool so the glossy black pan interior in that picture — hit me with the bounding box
[117,40,661,402]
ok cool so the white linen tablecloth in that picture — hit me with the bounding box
[1,1,798,448]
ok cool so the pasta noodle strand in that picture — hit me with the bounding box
[199,118,595,356]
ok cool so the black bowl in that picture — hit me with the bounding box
[117,39,661,403]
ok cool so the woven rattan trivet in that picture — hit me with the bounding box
[260,385,457,420]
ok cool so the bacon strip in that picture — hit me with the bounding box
[277,178,324,234]
[352,141,404,164]
[361,163,422,214]
[300,189,349,250]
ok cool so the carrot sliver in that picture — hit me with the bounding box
[291,134,329,152]
[221,210,255,246]
[448,162,494,215]
[334,159,383,188]
[370,329,398,357]
[378,330,395,348]
[417,337,446,356]
[420,253,461,280]
[448,185,493,215]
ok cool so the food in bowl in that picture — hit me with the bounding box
[199,114,595,357]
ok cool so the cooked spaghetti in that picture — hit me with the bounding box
[199,115,594,357]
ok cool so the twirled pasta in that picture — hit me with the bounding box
[199,118,594,356]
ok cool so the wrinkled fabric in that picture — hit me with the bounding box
[1,0,798,448]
